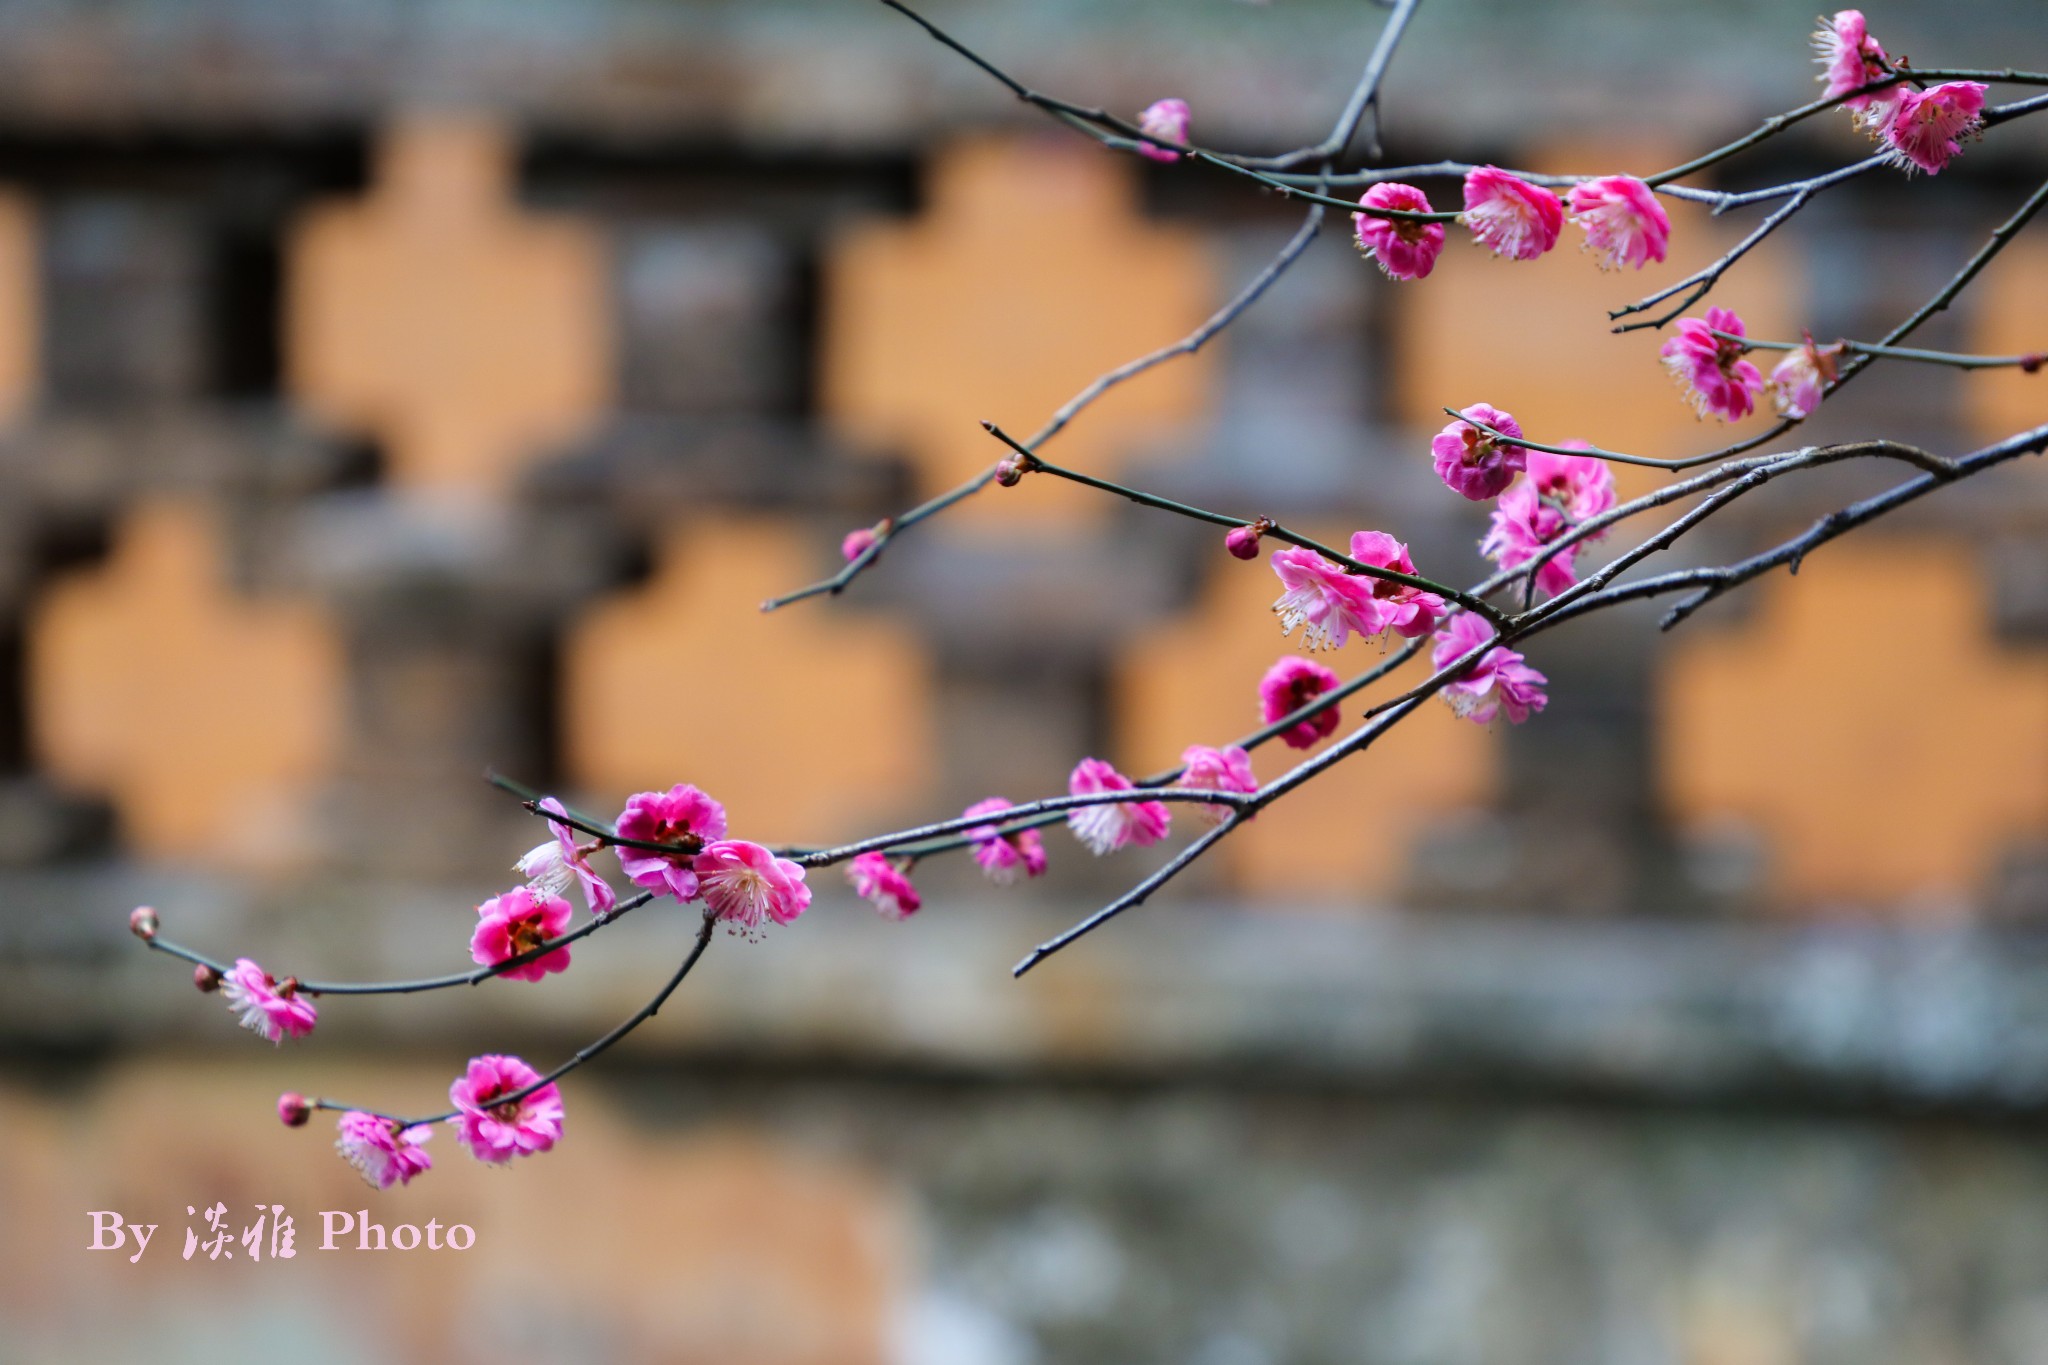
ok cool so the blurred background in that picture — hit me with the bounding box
[3,0,2048,1361]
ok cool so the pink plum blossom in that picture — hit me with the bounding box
[1353,183,1446,281]
[449,1054,564,1165]
[1224,525,1263,560]
[963,797,1049,884]
[470,885,574,982]
[1813,10,1899,122]
[1066,758,1171,855]
[1431,614,1548,726]
[1460,166,1564,261]
[1768,335,1843,419]
[847,852,920,921]
[1481,446,1617,598]
[1660,307,1765,421]
[1348,531,1446,638]
[336,1111,434,1189]
[614,784,728,902]
[1260,656,1343,749]
[1431,403,1528,500]
[1566,176,1671,271]
[220,958,317,1043]
[1178,744,1258,824]
[1270,545,1380,650]
[696,839,811,931]
[841,527,879,562]
[1136,98,1191,163]
[1880,82,1987,176]
[516,797,616,917]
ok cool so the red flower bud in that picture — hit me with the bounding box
[193,963,222,993]
[277,1092,312,1128]
[128,906,159,941]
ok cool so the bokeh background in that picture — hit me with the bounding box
[4,1,2048,1361]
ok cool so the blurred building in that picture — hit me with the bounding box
[4,1,2048,1362]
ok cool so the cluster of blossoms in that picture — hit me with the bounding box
[1351,167,1670,283]
[1815,10,1987,176]
[287,1053,567,1190]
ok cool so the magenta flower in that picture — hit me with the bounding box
[336,1111,434,1190]
[1135,98,1191,163]
[1259,656,1343,749]
[1178,744,1258,824]
[1566,176,1670,271]
[1482,446,1616,598]
[1768,336,1842,420]
[1525,446,1617,523]
[1813,10,1898,122]
[449,1054,564,1165]
[846,852,920,921]
[1431,403,1528,500]
[614,783,728,902]
[1348,531,1446,639]
[841,527,879,562]
[470,885,574,982]
[1066,758,1171,855]
[1481,484,1577,598]
[1881,82,1987,176]
[516,797,616,917]
[1353,183,1446,281]
[1431,614,1548,726]
[696,839,811,931]
[1270,545,1381,651]
[963,797,1049,884]
[220,958,317,1043]
[1660,307,1765,422]
[1460,166,1563,261]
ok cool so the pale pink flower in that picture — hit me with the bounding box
[336,1112,434,1189]
[1136,98,1191,163]
[1352,183,1446,281]
[1431,614,1548,725]
[841,527,879,562]
[1460,166,1563,261]
[516,797,616,917]
[1178,744,1258,824]
[847,852,920,921]
[963,797,1049,884]
[1066,758,1171,855]
[470,885,574,982]
[1661,307,1765,421]
[614,784,728,902]
[1260,656,1343,749]
[1431,403,1528,500]
[1566,176,1670,271]
[696,839,811,931]
[1881,82,1987,176]
[1813,10,1898,120]
[1348,531,1446,638]
[1768,335,1843,420]
[220,958,317,1043]
[449,1054,563,1165]
[1270,545,1381,650]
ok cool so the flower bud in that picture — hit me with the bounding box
[277,1092,311,1128]
[2022,352,2044,375]
[1224,524,1265,560]
[994,456,1026,488]
[840,527,879,562]
[128,905,159,941]
[194,963,222,993]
